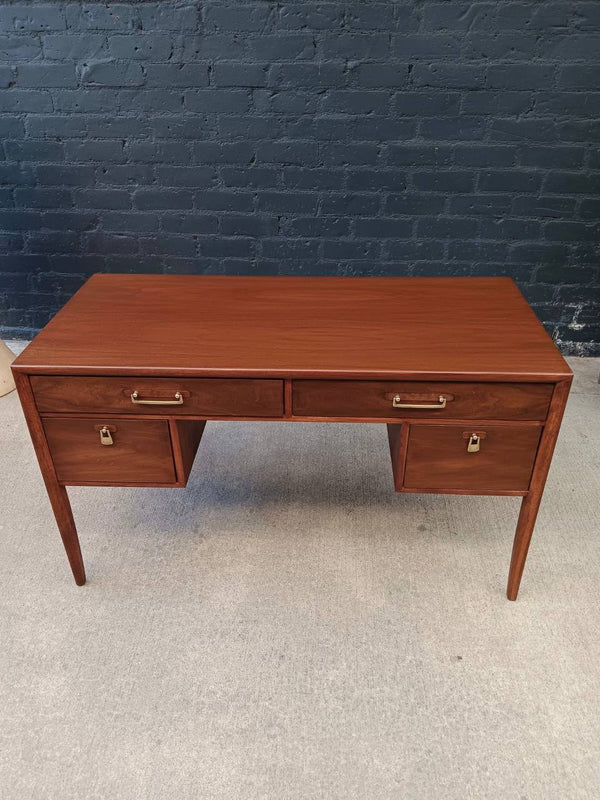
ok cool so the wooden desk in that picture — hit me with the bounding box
[12,275,572,599]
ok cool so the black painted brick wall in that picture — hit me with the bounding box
[0,1,599,353]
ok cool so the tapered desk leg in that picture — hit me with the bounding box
[506,379,571,601]
[40,479,85,585]
[507,492,543,601]
[387,423,408,491]
[12,371,86,586]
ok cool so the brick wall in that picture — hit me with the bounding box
[0,1,598,353]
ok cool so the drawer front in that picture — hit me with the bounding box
[293,380,553,421]
[403,424,541,492]
[42,418,176,484]
[32,376,284,417]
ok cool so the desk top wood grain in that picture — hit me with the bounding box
[13,275,571,381]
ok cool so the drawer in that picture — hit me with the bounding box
[403,424,541,493]
[42,418,176,484]
[32,376,284,417]
[293,380,553,421]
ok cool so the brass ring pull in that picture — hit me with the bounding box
[392,395,447,410]
[131,391,184,406]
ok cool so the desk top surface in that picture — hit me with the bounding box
[14,274,571,381]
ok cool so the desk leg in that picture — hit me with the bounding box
[387,423,408,491]
[40,482,85,586]
[12,371,86,586]
[506,379,571,600]
[507,492,543,601]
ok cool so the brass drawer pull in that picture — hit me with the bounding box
[131,391,184,406]
[99,426,114,446]
[392,395,447,410]
[467,433,480,453]
[462,430,486,452]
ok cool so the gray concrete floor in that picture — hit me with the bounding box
[0,345,599,800]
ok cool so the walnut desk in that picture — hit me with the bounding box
[12,275,572,599]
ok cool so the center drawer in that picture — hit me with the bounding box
[293,380,553,421]
[32,376,284,417]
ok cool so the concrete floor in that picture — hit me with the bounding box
[0,345,599,800]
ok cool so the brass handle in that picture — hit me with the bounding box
[392,395,447,410]
[131,391,184,406]
[467,433,481,453]
[99,426,114,446]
